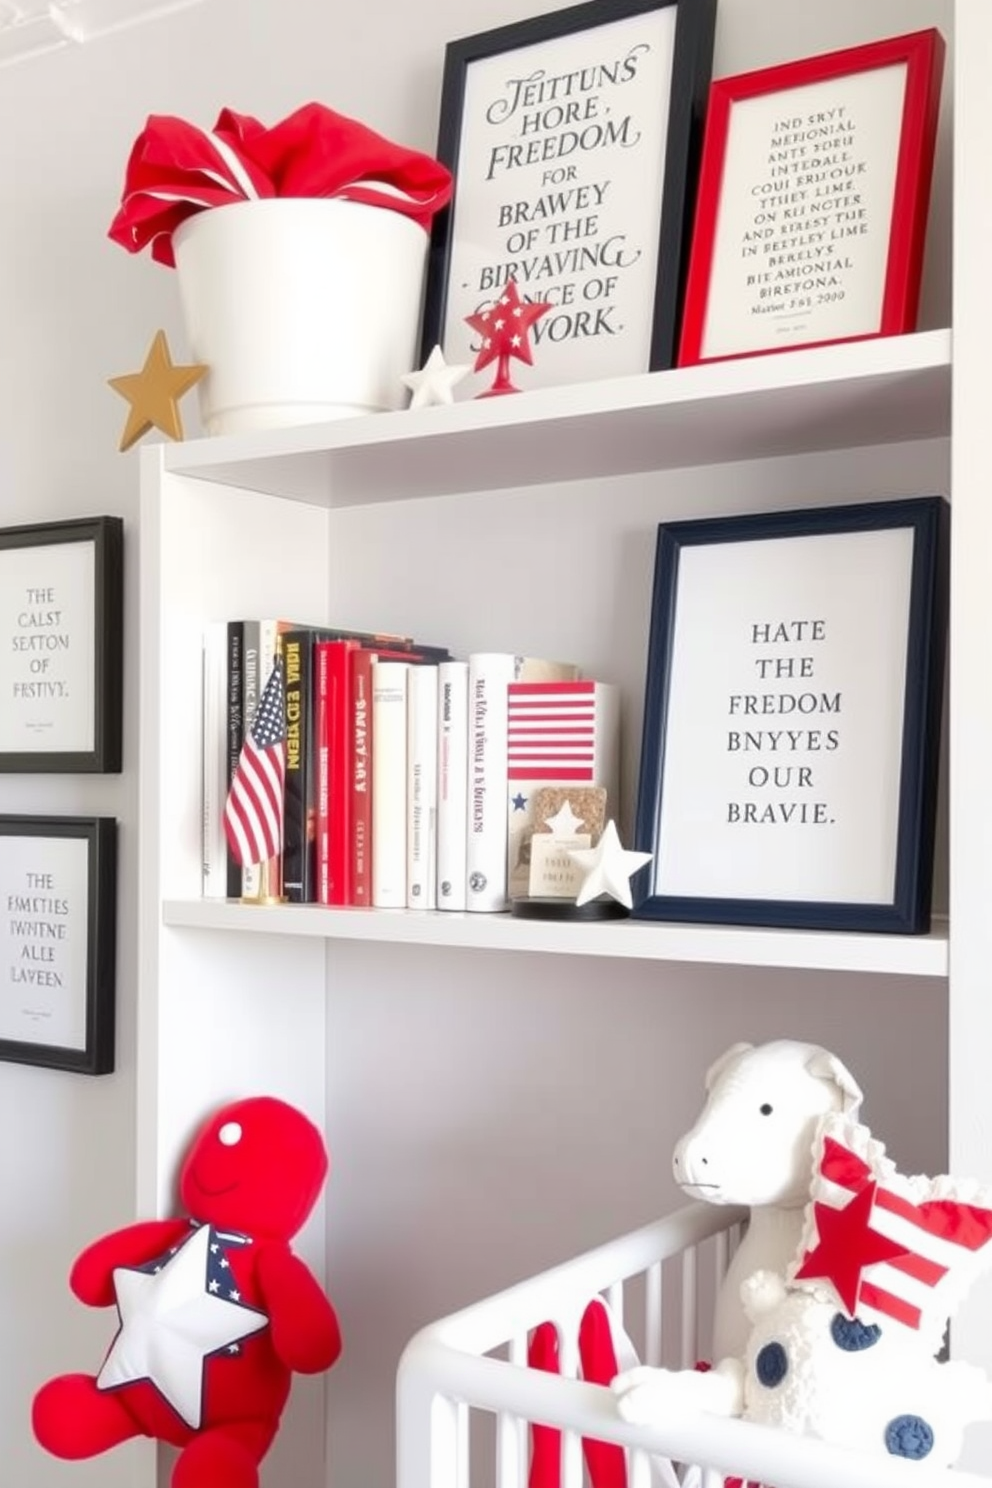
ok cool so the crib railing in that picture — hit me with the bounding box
[396,1200,992,1488]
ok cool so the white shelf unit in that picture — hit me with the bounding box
[133,5,992,1484]
[162,900,950,978]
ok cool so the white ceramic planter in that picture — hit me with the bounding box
[172,197,429,435]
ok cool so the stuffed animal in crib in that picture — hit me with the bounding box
[615,1111,992,1470]
[33,1095,342,1488]
[671,1038,863,1359]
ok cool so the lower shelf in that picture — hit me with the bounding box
[161,900,949,978]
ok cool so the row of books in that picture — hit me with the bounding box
[201,620,619,912]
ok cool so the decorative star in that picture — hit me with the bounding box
[567,820,652,909]
[97,1224,267,1428]
[793,1184,910,1315]
[108,329,207,451]
[401,344,471,409]
[544,800,586,839]
[464,277,553,397]
[511,793,528,812]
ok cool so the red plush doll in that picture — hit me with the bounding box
[33,1095,342,1488]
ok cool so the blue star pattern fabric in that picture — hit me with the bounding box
[97,1223,268,1428]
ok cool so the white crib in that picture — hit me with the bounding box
[396,1201,992,1488]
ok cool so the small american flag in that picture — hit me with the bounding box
[507,681,597,781]
[224,654,287,867]
[793,1115,992,1342]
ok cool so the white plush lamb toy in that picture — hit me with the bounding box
[671,1038,863,1360]
[614,1089,992,1471]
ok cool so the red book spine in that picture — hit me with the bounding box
[314,642,332,905]
[325,640,359,905]
[350,648,375,907]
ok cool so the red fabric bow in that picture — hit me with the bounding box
[108,103,453,267]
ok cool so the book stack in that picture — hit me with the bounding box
[201,625,619,914]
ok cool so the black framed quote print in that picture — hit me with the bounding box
[0,516,123,773]
[633,497,948,933]
[421,0,718,390]
[0,816,117,1074]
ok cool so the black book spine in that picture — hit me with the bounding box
[225,621,244,899]
[282,629,316,902]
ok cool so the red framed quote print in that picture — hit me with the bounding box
[677,29,945,366]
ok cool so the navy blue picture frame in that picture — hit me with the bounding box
[421,0,718,376]
[632,497,948,933]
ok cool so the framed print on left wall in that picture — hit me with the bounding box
[0,816,117,1075]
[422,0,718,391]
[0,516,123,773]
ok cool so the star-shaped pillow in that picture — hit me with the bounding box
[789,1114,992,1355]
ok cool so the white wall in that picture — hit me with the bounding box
[0,0,952,1485]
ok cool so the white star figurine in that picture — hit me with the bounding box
[567,820,653,910]
[544,800,586,838]
[97,1224,268,1428]
[401,345,471,409]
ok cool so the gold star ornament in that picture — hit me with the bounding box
[108,330,208,452]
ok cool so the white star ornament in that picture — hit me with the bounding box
[567,820,653,909]
[97,1224,268,1428]
[544,800,586,838]
[401,344,471,408]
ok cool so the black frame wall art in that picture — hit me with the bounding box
[421,0,717,391]
[0,516,123,773]
[0,816,117,1074]
[632,497,948,933]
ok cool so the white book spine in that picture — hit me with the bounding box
[465,653,516,913]
[201,621,228,899]
[371,661,409,908]
[435,660,469,911]
[406,665,438,910]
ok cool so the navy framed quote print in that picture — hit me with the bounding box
[632,497,948,933]
[0,516,124,773]
[421,0,718,391]
[0,816,117,1074]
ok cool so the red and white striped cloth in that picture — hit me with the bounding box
[109,103,453,267]
[791,1113,992,1352]
[507,680,599,782]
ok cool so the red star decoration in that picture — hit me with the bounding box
[464,278,553,396]
[793,1183,910,1314]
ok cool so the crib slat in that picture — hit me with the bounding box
[681,1246,697,1367]
[456,1401,469,1488]
[605,1280,623,1324]
[630,1449,654,1488]
[563,1429,584,1488]
[645,1260,663,1367]
[496,1336,528,1488]
[428,1394,462,1488]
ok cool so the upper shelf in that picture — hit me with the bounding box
[162,329,952,508]
[162,899,949,979]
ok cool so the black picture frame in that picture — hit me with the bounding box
[0,516,123,773]
[0,815,117,1074]
[422,0,717,387]
[632,497,948,933]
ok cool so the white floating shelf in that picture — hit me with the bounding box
[162,329,951,507]
[162,900,949,978]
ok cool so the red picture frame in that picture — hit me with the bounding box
[677,29,945,367]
